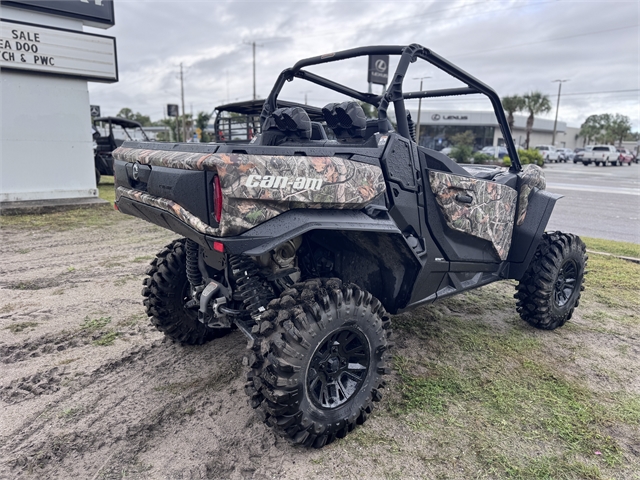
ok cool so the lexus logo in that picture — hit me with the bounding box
[132,163,139,180]
[374,59,387,72]
[431,114,441,121]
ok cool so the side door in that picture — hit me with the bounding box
[427,170,518,261]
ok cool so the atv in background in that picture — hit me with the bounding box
[113,44,587,449]
[211,99,329,143]
[93,116,150,183]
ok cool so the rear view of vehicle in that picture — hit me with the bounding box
[582,145,620,166]
[534,145,564,163]
[113,44,587,449]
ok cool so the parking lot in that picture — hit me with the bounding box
[544,161,640,244]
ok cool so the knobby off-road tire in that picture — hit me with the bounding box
[245,278,392,448]
[515,232,587,330]
[142,238,231,345]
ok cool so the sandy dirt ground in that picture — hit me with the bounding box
[1,212,638,480]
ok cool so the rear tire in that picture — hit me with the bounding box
[515,232,587,330]
[95,168,101,184]
[245,278,392,448]
[142,238,232,344]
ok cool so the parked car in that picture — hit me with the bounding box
[481,145,508,159]
[557,148,574,162]
[616,148,635,166]
[534,145,564,163]
[573,147,585,163]
[581,145,620,166]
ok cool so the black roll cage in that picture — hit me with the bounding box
[261,43,521,172]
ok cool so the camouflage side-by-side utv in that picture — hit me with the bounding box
[113,44,587,448]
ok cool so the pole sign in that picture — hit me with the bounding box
[1,0,115,29]
[368,54,389,85]
[90,105,101,117]
[167,104,179,117]
[0,20,118,82]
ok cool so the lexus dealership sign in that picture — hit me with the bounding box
[0,19,118,82]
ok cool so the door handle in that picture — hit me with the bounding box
[455,193,473,204]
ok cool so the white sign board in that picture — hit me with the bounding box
[0,19,117,82]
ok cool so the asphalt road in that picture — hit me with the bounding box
[543,160,640,244]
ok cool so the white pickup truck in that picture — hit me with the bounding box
[534,145,565,163]
[581,145,620,166]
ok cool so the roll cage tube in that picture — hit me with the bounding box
[260,43,522,172]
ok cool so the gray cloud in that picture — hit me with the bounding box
[87,0,639,129]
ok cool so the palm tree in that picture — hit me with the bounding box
[501,95,525,132]
[522,92,552,148]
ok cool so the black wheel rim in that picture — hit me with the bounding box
[307,328,370,410]
[554,259,578,307]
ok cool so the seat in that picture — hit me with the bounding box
[322,101,367,140]
[260,107,313,145]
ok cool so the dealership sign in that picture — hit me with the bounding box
[0,20,118,82]
[368,54,389,85]
[1,0,115,28]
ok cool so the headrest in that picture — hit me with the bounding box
[263,107,312,139]
[322,101,367,138]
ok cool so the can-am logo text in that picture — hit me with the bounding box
[245,175,323,191]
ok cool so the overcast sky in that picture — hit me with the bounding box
[86,0,639,130]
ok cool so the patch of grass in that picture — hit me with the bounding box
[0,206,124,231]
[93,330,119,346]
[6,281,43,290]
[97,176,116,204]
[80,316,111,331]
[59,406,82,419]
[16,248,31,254]
[582,236,640,258]
[391,287,639,477]
[0,303,15,314]
[4,322,39,333]
[584,255,640,308]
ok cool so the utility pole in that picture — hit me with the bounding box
[180,63,187,143]
[244,41,263,100]
[300,90,312,105]
[413,76,431,145]
[551,79,569,146]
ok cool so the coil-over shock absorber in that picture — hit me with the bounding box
[229,255,274,322]
[185,239,203,288]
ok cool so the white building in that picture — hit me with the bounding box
[1,0,117,210]
[407,109,582,150]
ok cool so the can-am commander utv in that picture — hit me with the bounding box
[112,44,587,449]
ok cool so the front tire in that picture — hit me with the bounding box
[515,232,587,330]
[142,239,232,344]
[245,278,392,448]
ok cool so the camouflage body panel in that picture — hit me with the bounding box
[116,186,218,236]
[429,171,517,260]
[113,147,386,237]
[516,164,546,226]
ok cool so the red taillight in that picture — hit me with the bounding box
[213,175,223,223]
[213,241,224,252]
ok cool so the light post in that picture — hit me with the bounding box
[413,76,431,144]
[551,79,569,146]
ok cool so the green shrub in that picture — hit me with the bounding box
[472,152,493,165]
[450,145,473,163]
[503,149,544,167]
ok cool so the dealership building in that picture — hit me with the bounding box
[407,109,582,151]
[1,0,117,210]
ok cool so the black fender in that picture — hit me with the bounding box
[507,189,562,280]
